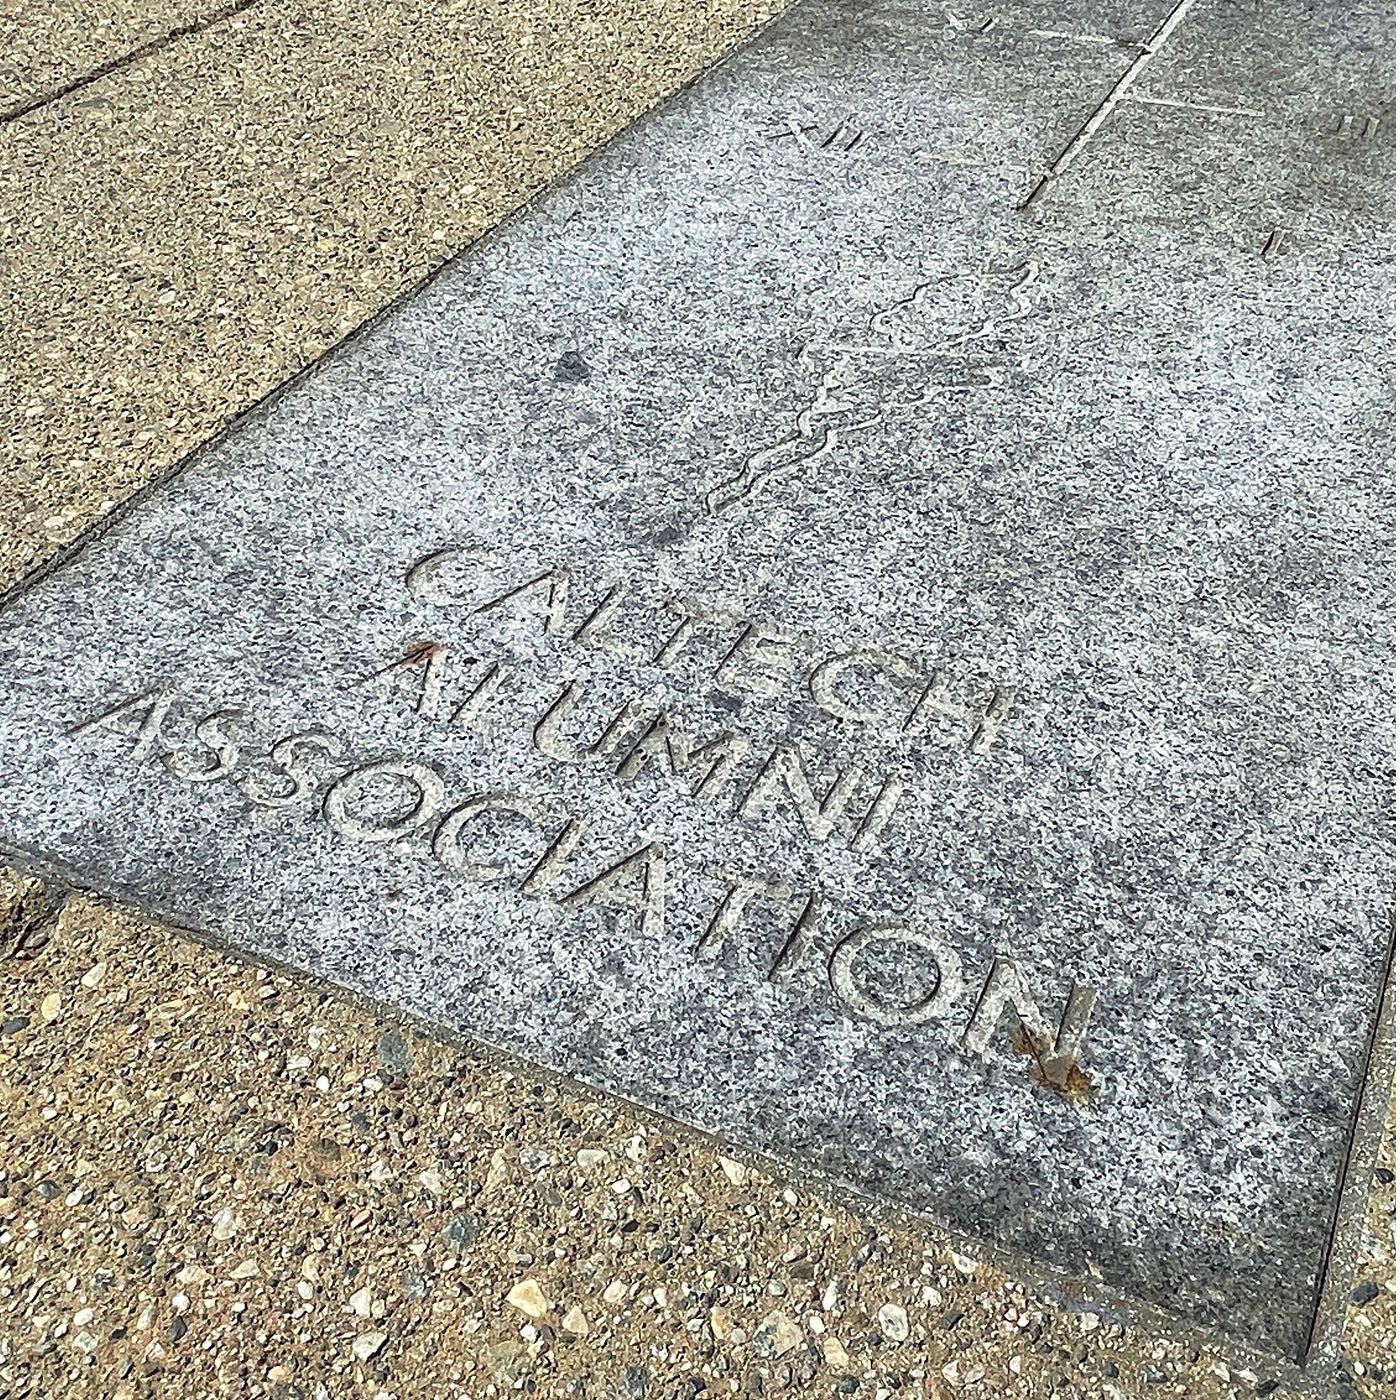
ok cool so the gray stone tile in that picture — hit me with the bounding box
[0,0,1391,1360]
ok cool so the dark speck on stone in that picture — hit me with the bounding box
[554,350,591,384]
[169,1315,187,1342]
[442,1212,480,1249]
[376,1030,411,1076]
[1,1016,28,1034]
[1350,1281,1380,1306]
[938,1309,964,1329]
[621,1364,648,1396]
[1255,1382,1281,1396]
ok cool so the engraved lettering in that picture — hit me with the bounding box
[323,760,446,842]
[475,568,571,635]
[236,731,344,807]
[903,671,962,735]
[572,584,629,648]
[716,621,800,698]
[449,661,511,732]
[848,777,906,853]
[561,843,668,940]
[433,793,550,883]
[809,648,922,728]
[740,743,865,842]
[962,956,1097,1081]
[405,546,501,606]
[947,11,996,33]
[1333,112,1381,142]
[769,893,826,984]
[72,677,1096,1049]
[163,709,247,783]
[828,923,965,1026]
[766,116,867,154]
[519,817,587,896]
[70,689,175,760]
[615,713,750,805]
[398,557,1019,756]
[696,868,792,960]
[356,641,446,718]
[654,598,731,668]
[970,686,1015,754]
[534,683,648,764]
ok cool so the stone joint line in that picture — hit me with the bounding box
[1021,0,1196,208]
[1,0,264,125]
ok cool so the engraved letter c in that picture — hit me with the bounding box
[432,793,550,882]
[405,546,502,606]
[809,649,921,730]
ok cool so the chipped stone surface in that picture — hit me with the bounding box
[0,0,1392,1360]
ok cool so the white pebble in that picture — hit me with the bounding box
[877,1302,909,1342]
[351,1331,387,1362]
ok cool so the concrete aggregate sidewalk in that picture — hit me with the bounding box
[1,0,232,117]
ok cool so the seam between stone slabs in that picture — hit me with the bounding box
[0,0,796,615]
[1019,0,1195,209]
[0,831,1354,1388]
[0,0,264,124]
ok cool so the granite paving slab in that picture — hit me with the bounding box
[0,0,1392,1361]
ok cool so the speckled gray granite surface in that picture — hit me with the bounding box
[0,0,1392,1361]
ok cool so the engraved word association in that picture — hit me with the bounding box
[67,549,1096,1080]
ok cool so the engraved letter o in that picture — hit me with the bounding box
[324,761,446,842]
[828,923,965,1028]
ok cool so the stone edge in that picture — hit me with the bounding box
[1301,929,1395,1381]
[1,837,1389,1385]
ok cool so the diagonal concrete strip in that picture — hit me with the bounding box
[0,0,782,593]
